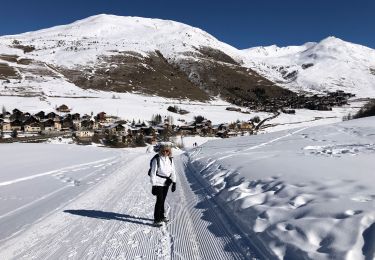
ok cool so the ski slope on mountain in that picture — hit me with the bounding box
[0,144,257,260]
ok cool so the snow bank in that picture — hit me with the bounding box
[186,117,375,259]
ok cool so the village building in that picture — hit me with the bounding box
[42,119,55,131]
[46,112,57,119]
[73,119,81,130]
[96,112,106,122]
[1,120,11,132]
[11,119,22,131]
[76,130,94,138]
[24,122,42,133]
[56,104,71,113]
[54,119,62,131]
[35,111,45,119]
[105,115,119,123]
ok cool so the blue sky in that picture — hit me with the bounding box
[1,0,374,49]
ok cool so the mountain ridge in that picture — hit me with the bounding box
[0,14,374,106]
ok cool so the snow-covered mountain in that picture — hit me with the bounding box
[0,14,284,104]
[242,37,375,97]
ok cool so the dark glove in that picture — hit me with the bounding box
[152,186,157,196]
[165,178,172,186]
[171,182,176,192]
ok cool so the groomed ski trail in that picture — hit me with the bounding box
[0,151,257,260]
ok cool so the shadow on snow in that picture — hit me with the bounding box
[64,209,154,227]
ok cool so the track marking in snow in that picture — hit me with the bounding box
[0,157,116,187]
[216,127,310,161]
[0,158,121,222]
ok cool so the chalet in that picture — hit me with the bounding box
[81,119,94,130]
[10,119,22,131]
[35,111,45,119]
[96,112,106,122]
[24,122,42,133]
[72,113,80,120]
[115,124,127,135]
[10,109,23,121]
[46,112,57,119]
[23,116,39,126]
[56,104,70,113]
[178,125,196,135]
[42,119,55,131]
[61,118,73,131]
[1,120,11,132]
[12,108,22,115]
[73,119,81,130]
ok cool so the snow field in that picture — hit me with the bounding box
[186,117,375,259]
[0,144,257,259]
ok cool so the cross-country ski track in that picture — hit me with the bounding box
[0,149,259,260]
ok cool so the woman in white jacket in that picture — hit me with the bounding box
[150,144,177,226]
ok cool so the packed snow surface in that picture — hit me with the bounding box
[186,116,375,259]
[0,143,257,259]
[0,117,374,259]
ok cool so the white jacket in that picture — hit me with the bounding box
[150,155,177,186]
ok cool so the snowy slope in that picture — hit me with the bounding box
[0,14,242,67]
[186,116,375,259]
[242,37,375,98]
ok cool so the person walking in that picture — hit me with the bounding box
[150,143,177,227]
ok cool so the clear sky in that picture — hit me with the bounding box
[1,0,374,49]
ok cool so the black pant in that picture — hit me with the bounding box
[153,186,169,222]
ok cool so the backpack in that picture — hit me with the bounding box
[148,154,173,177]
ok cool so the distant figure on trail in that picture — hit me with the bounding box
[149,143,177,227]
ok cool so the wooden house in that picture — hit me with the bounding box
[42,119,55,131]
[96,112,106,122]
[24,122,42,133]
[35,111,45,119]
[10,119,22,131]
[1,121,11,132]
[56,104,70,113]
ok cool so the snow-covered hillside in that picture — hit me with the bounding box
[242,37,375,98]
[186,116,375,259]
[0,14,242,67]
